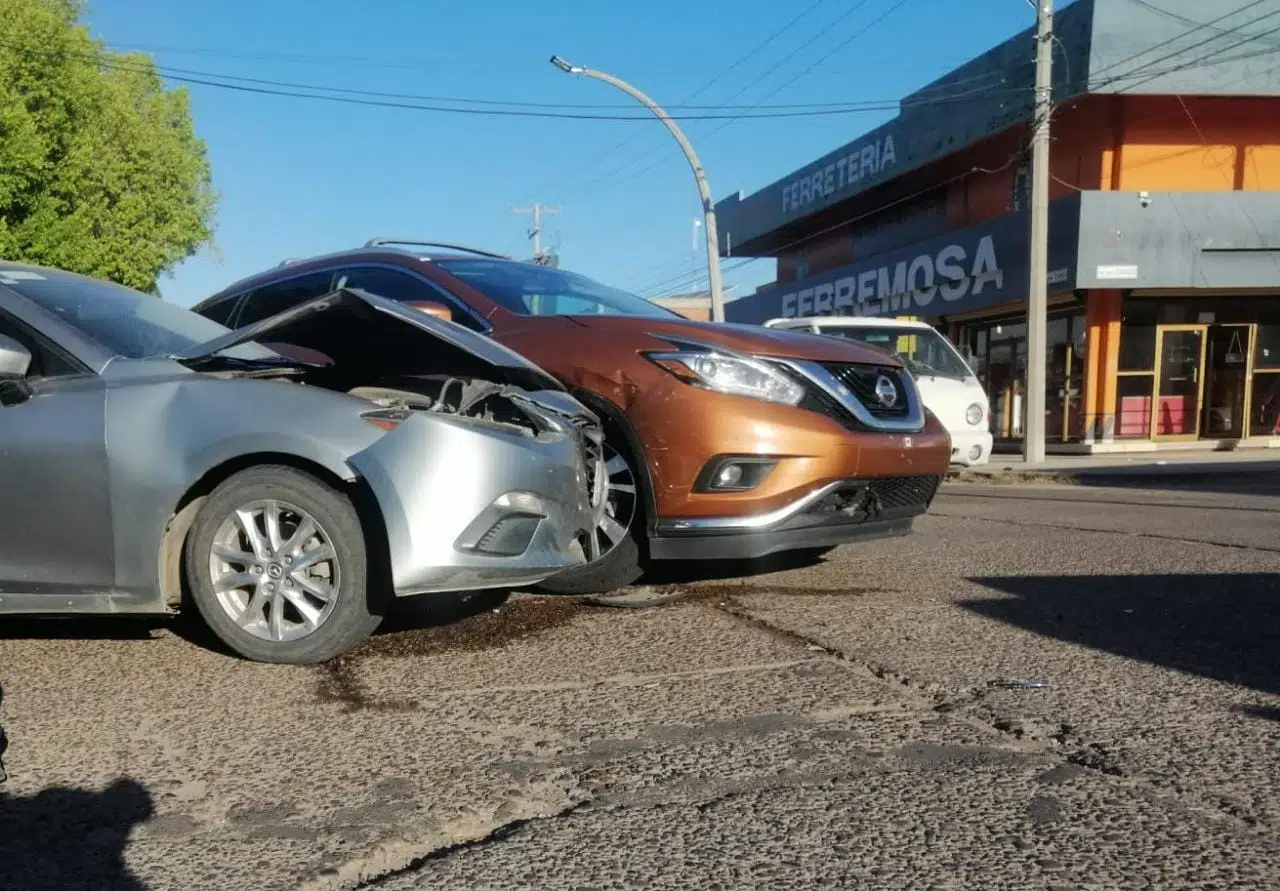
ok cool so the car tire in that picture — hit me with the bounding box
[184,465,385,664]
[536,432,647,596]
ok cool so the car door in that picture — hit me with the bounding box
[0,311,113,597]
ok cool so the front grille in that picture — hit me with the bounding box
[820,363,910,419]
[866,475,940,512]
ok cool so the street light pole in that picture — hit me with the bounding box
[550,55,727,322]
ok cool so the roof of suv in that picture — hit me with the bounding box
[197,239,536,307]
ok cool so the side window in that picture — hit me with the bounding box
[236,272,336,326]
[335,266,486,332]
[0,313,82,380]
[198,294,242,327]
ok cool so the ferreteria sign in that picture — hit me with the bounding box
[781,134,897,215]
[724,200,1082,325]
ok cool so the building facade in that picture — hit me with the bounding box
[716,0,1280,451]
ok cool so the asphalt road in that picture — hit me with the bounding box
[1,478,1278,890]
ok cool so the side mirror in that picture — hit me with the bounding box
[406,300,454,322]
[0,334,32,380]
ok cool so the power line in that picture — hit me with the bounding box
[549,0,920,205]
[1102,10,1280,93]
[512,0,836,204]
[627,21,1280,292]
[1090,0,1270,80]
[0,39,1047,122]
[639,36,1280,298]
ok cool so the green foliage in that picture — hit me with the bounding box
[0,0,217,291]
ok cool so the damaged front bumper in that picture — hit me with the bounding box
[348,392,601,595]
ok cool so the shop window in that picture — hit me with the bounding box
[1250,371,1280,436]
[1254,309,1280,370]
[1119,298,1158,371]
[1115,374,1155,438]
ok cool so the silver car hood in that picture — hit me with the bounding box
[172,287,565,393]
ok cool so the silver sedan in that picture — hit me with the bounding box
[0,263,604,664]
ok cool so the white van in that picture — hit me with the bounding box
[765,316,993,466]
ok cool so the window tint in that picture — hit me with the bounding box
[1,270,275,361]
[818,325,973,380]
[0,313,88,379]
[334,266,485,331]
[433,258,681,319]
[198,295,242,327]
[237,272,335,326]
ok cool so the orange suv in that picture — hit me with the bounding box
[193,240,951,593]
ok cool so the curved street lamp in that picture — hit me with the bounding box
[550,55,726,323]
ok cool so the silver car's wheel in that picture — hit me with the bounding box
[586,443,638,562]
[208,499,341,643]
[185,465,384,664]
[537,434,647,596]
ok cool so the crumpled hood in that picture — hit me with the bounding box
[173,287,566,393]
[565,315,903,366]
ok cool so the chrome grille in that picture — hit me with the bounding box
[819,364,910,420]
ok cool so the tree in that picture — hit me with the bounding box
[0,0,216,292]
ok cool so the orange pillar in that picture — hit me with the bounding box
[1083,290,1123,444]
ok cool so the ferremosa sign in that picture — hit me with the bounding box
[724,200,1082,325]
[779,234,1001,317]
[781,135,897,215]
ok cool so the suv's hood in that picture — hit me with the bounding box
[566,315,902,367]
[174,287,565,392]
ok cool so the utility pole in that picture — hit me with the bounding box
[512,203,560,264]
[1024,0,1053,464]
[550,56,727,322]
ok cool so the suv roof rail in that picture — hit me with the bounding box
[363,238,511,260]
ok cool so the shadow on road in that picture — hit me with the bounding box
[1070,464,1280,497]
[640,549,829,586]
[964,573,1280,696]
[0,777,154,890]
[0,616,165,643]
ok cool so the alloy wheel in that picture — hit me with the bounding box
[207,499,341,643]
[585,442,638,562]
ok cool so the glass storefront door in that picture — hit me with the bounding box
[962,308,1085,443]
[1202,324,1251,439]
[1152,325,1208,440]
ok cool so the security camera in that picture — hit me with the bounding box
[1139,190,1152,208]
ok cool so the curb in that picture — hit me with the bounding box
[945,464,1280,487]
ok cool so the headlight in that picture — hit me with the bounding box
[965,402,985,426]
[645,350,805,406]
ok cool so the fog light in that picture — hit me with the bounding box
[716,464,744,487]
[693,455,779,493]
[969,444,983,461]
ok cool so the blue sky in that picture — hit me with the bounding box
[83,0,1039,306]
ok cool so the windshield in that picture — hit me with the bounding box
[817,324,974,379]
[0,268,278,361]
[434,258,682,319]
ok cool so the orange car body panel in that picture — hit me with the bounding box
[492,314,951,521]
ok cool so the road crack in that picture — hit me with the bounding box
[348,800,592,888]
[696,595,1277,836]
